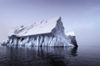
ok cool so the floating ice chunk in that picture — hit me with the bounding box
[1,17,78,47]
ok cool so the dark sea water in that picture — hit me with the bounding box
[0,43,100,66]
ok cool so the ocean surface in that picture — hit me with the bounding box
[0,41,100,66]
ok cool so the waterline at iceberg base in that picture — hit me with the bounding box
[1,17,78,47]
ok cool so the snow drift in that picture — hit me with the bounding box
[2,17,78,47]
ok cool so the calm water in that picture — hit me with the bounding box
[0,44,100,66]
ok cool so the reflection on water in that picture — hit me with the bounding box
[0,46,78,66]
[0,45,100,66]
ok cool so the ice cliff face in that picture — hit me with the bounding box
[2,17,78,47]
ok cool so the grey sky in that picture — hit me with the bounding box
[0,0,100,46]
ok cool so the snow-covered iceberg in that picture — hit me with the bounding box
[2,17,78,47]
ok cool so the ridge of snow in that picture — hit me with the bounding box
[9,16,61,36]
[66,32,75,36]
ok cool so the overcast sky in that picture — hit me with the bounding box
[0,0,100,45]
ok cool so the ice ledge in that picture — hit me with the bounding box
[66,32,75,36]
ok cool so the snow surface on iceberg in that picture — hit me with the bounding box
[2,17,78,47]
[9,17,61,36]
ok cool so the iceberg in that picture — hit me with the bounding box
[1,17,78,47]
